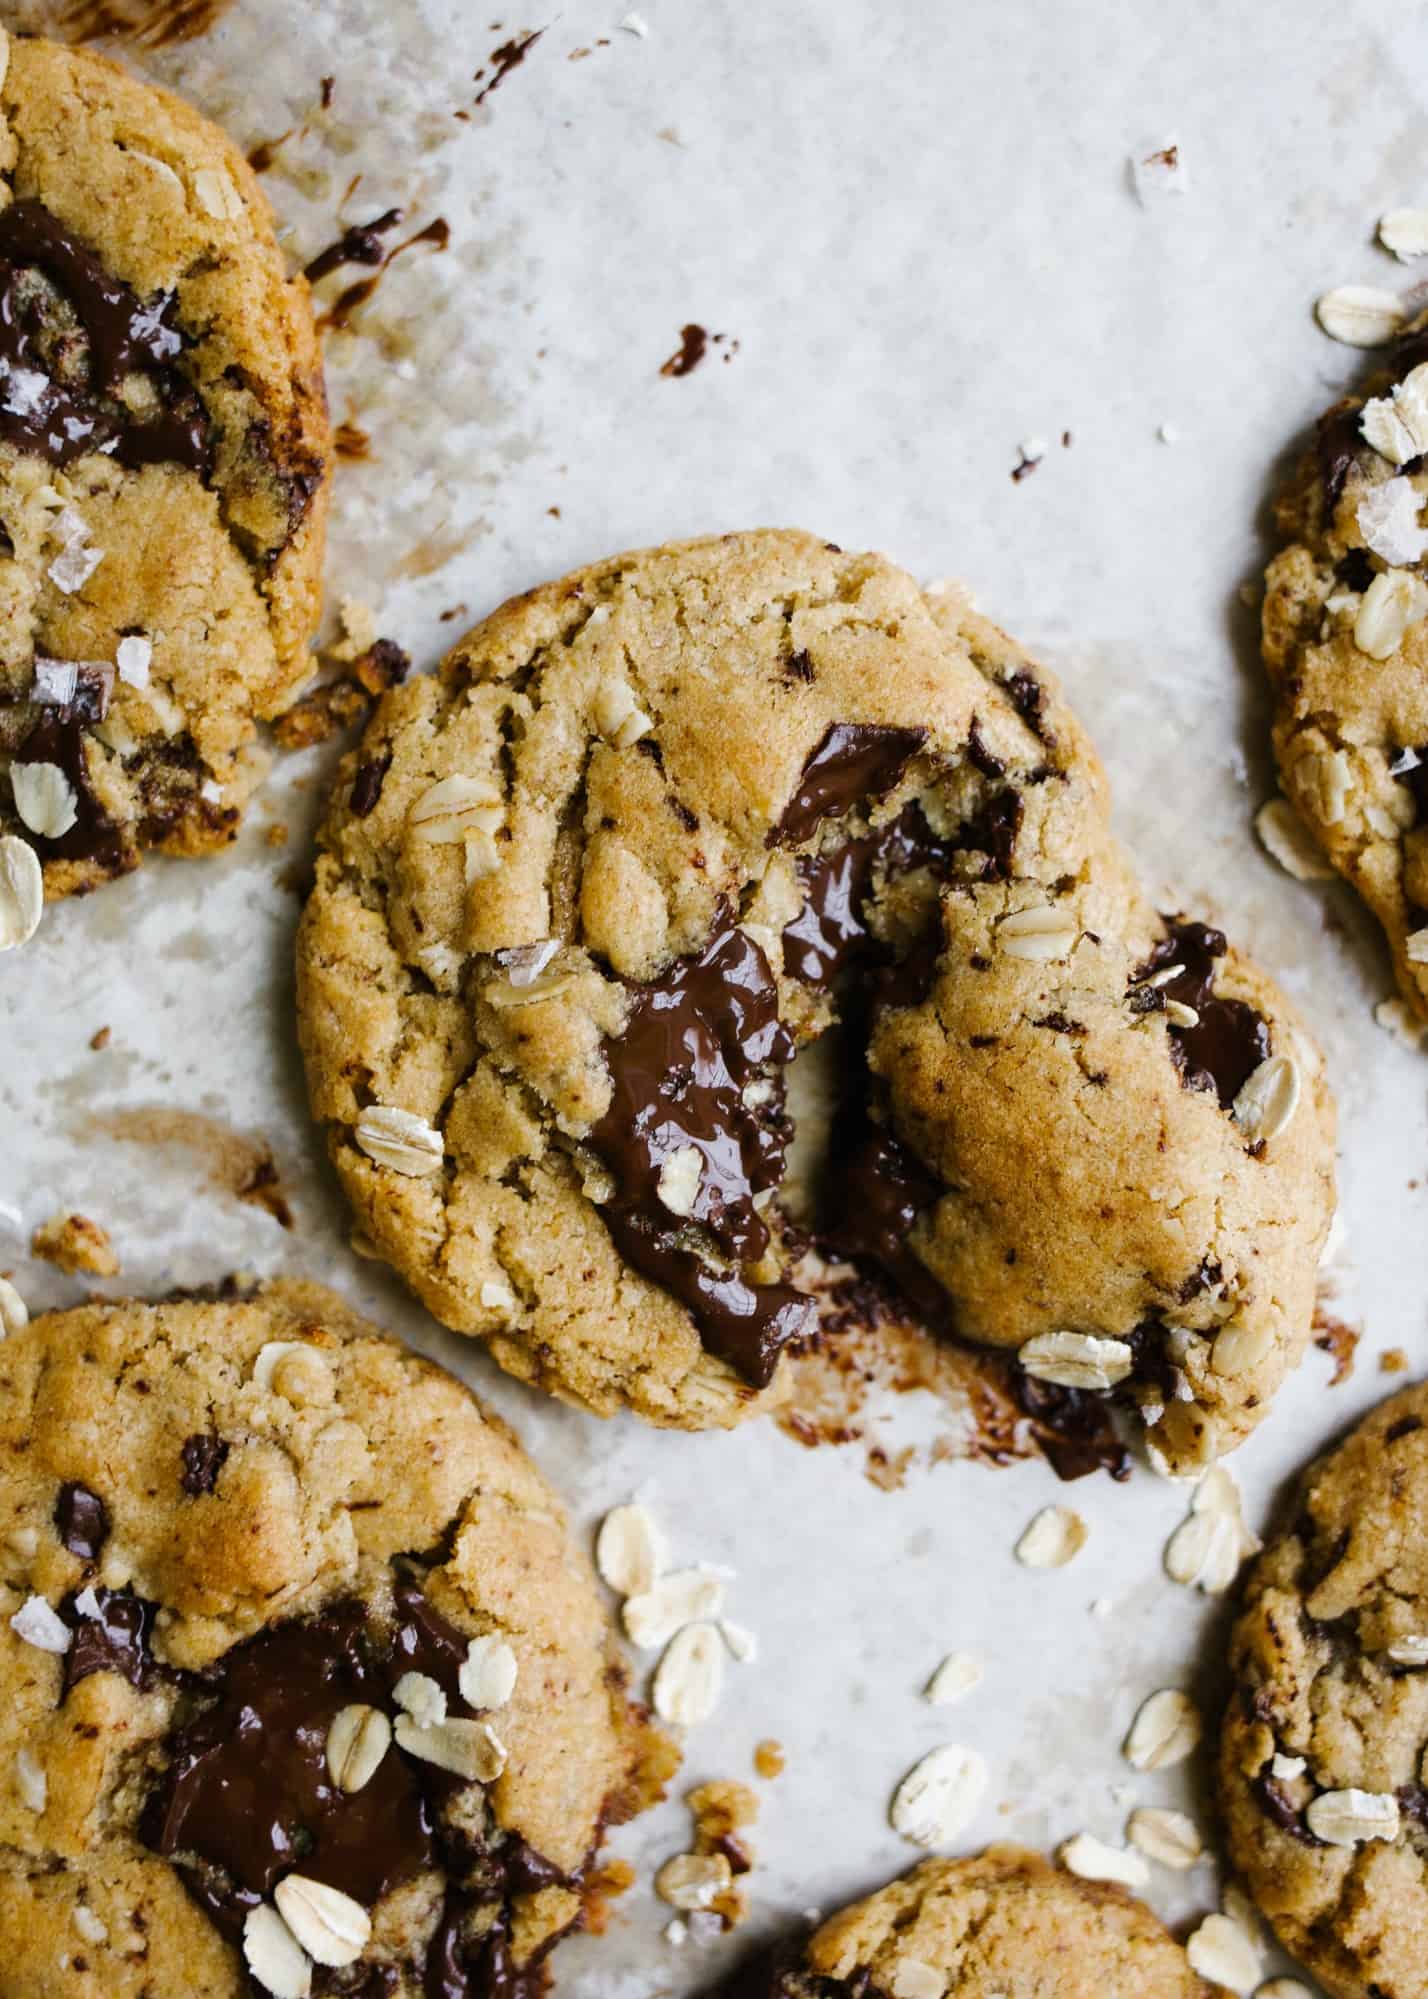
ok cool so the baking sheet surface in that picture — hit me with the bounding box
[2,3,1427,1991]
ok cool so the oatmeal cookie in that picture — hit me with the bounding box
[0,34,328,922]
[1262,323,1428,1022]
[712,1846,1227,1997]
[297,530,1334,1470]
[1220,1380,1428,1999]
[0,1279,663,1996]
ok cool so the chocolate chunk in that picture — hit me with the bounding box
[144,1601,437,1907]
[351,750,393,817]
[965,719,1005,779]
[423,1894,551,1999]
[1255,1772,1322,1846]
[61,1585,159,1695]
[54,1482,108,1561]
[774,723,927,845]
[820,1110,949,1332]
[593,918,813,1384]
[1386,1414,1424,1444]
[0,200,208,474]
[1013,1373,1129,1482]
[1334,547,1376,594]
[13,712,124,871]
[180,1433,229,1496]
[1317,403,1365,512]
[1131,920,1271,1109]
[1398,1782,1428,1827]
[1003,668,1049,739]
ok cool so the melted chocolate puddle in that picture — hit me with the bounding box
[137,1580,566,1991]
[11,712,125,871]
[0,200,207,473]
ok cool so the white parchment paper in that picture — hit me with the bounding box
[2,3,1427,1992]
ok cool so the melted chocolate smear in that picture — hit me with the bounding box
[474,29,545,107]
[55,1482,108,1561]
[61,1585,160,1695]
[317,217,451,333]
[705,1945,885,1999]
[0,200,207,474]
[12,712,125,870]
[304,209,404,286]
[1131,919,1270,1109]
[774,723,927,847]
[179,1432,229,1497]
[660,323,709,378]
[594,921,814,1384]
[820,1113,950,1334]
[1013,1371,1129,1482]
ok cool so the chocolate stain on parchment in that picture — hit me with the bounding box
[473,27,545,106]
[312,215,451,334]
[85,1108,295,1230]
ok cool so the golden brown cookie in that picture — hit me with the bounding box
[1220,1380,1428,1999]
[296,529,1335,1471]
[1262,324,1428,1024]
[713,1847,1227,1998]
[0,1279,664,1996]
[0,33,329,923]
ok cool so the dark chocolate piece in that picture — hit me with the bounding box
[54,1482,108,1562]
[1317,402,1365,512]
[180,1433,229,1497]
[61,1585,159,1695]
[1012,1372,1129,1482]
[351,750,394,817]
[1256,1771,1322,1846]
[12,712,124,871]
[0,199,207,474]
[1131,919,1271,1109]
[820,1112,949,1333]
[774,723,927,846]
[593,919,813,1385]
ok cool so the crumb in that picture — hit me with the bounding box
[547,505,562,518]
[581,1856,636,1936]
[1314,1306,1360,1386]
[265,823,290,849]
[688,1779,760,1928]
[753,1739,785,1780]
[88,1026,111,1052]
[1382,1348,1409,1374]
[271,639,409,749]
[439,603,469,623]
[32,1212,120,1278]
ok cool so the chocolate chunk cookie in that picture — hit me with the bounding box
[713,1846,1227,1997]
[0,1280,663,1996]
[1262,323,1428,1023]
[296,530,1334,1469]
[0,34,328,919]
[1220,1381,1428,1999]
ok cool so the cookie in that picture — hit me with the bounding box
[0,34,328,923]
[714,1846,1227,1997]
[297,529,1335,1470]
[0,1279,664,1997]
[1220,1380,1428,1999]
[1262,325,1428,1023]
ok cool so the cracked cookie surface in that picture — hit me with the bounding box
[0,1279,662,1997]
[1220,1381,1428,1999]
[714,1846,1227,1997]
[297,528,1334,1470]
[0,34,328,914]
[1262,326,1428,1024]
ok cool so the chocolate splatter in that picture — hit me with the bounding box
[474,28,546,107]
[660,323,709,378]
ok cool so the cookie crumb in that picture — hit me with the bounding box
[88,1025,111,1051]
[1382,1347,1409,1374]
[1313,1305,1360,1385]
[271,638,410,749]
[753,1738,784,1779]
[31,1212,119,1277]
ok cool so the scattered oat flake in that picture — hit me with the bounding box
[889,1744,987,1848]
[1304,1786,1400,1846]
[1379,208,1428,261]
[1186,1912,1262,1994]
[720,1619,758,1664]
[1127,1806,1203,1869]
[1316,285,1406,348]
[1123,1688,1201,1771]
[1255,797,1334,881]
[1058,1831,1148,1887]
[925,1651,983,1706]
[619,9,649,32]
[624,1568,724,1649]
[653,1621,724,1727]
[1015,1505,1087,1569]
